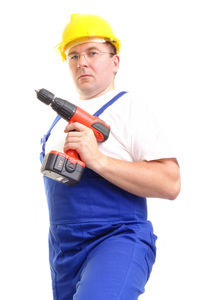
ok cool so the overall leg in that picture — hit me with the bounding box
[48,224,89,300]
[73,224,156,300]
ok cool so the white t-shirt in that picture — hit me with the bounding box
[45,89,176,162]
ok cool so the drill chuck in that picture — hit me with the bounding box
[35,88,54,105]
[35,88,76,121]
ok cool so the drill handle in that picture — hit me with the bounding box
[70,107,110,142]
[65,149,80,161]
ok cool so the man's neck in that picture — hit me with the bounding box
[79,83,115,100]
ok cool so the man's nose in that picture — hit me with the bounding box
[77,54,88,67]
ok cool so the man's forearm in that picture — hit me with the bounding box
[91,155,181,200]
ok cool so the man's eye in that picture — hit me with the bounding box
[69,55,79,60]
[88,51,99,57]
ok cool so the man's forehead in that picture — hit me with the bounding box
[68,42,108,54]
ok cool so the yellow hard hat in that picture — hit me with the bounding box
[57,13,121,61]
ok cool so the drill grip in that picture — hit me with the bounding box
[70,107,110,142]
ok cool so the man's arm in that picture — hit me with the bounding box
[92,156,180,200]
[64,122,181,200]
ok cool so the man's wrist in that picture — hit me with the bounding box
[91,152,108,174]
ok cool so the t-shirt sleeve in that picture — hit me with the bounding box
[130,100,177,162]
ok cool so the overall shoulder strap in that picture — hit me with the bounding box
[93,91,127,117]
[40,115,61,163]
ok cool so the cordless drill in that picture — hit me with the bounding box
[35,88,110,185]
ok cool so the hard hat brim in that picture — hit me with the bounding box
[56,36,121,61]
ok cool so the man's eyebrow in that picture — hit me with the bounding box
[87,47,100,51]
[68,50,79,55]
[68,46,100,55]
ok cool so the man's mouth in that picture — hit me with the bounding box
[78,74,92,79]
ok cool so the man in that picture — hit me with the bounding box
[41,13,180,300]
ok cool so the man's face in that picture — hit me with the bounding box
[67,42,120,99]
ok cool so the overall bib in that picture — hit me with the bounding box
[40,92,157,300]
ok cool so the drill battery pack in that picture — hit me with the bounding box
[41,150,85,185]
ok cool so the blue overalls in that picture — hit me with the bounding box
[40,92,157,300]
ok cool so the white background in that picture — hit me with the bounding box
[0,0,200,299]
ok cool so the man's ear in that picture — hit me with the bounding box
[112,55,120,76]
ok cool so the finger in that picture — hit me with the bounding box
[63,142,80,153]
[67,131,82,138]
[66,135,81,143]
[64,122,88,133]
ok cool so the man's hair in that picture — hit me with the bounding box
[105,41,117,55]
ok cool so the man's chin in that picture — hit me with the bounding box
[78,83,93,91]
[77,85,95,99]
